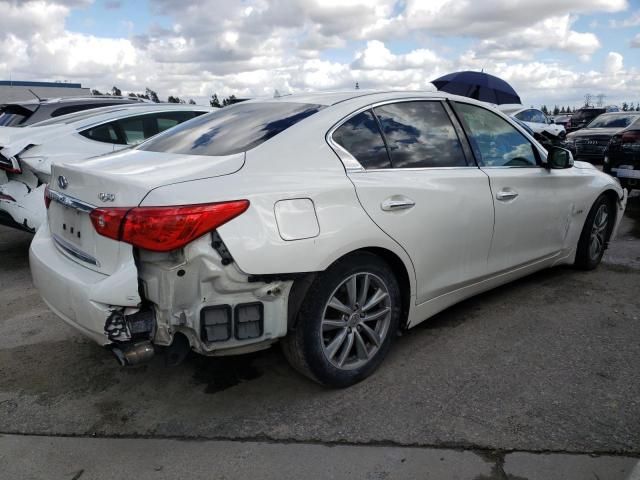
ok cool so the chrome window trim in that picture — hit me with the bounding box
[47,189,96,213]
[52,233,100,267]
[326,97,475,172]
[349,166,481,174]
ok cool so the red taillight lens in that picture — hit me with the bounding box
[44,185,51,209]
[90,201,249,252]
[621,130,640,143]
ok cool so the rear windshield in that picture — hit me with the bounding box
[587,114,640,129]
[573,109,604,121]
[31,106,134,127]
[0,105,36,126]
[139,102,324,156]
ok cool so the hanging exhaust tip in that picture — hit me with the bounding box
[111,341,155,366]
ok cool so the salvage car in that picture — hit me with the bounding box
[565,112,640,164]
[0,104,212,231]
[566,106,619,133]
[497,105,565,138]
[0,95,147,127]
[30,91,627,387]
[603,116,640,191]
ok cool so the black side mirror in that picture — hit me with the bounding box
[546,146,574,169]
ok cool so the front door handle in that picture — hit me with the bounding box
[381,197,416,211]
[496,190,519,201]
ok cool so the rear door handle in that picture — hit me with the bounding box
[381,197,416,211]
[496,190,519,201]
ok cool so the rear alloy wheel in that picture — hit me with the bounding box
[282,252,401,387]
[575,195,614,270]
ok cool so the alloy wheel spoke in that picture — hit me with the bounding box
[357,274,370,308]
[328,297,352,315]
[360,322,381,347]
[337,331,355,367]
[346,275,358,308]
[362,307,390,323]
[354,330,369,360]
[325,328,349,359]
[362,289,388,312]
[323,318,348,330]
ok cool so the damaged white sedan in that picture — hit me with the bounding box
[30,91,626,387]
[0,104,212,232]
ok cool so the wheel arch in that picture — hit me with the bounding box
[287,246,413,330]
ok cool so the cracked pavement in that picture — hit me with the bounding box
[0,193,639,479]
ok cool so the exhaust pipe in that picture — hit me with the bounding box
[111,341,155,366]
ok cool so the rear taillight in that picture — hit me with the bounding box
[89,201,250,252]
[44,185,51,209]
[621,130,640,143]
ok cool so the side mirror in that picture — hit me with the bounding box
[546,146,574,169]
[549,118,555,124]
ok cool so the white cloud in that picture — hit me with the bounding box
[631,33,640,48]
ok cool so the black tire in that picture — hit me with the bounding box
[282,252,402,388]
[574,194,615,270]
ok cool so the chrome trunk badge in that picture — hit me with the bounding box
[57,175,69,189]
[98,192,116,202]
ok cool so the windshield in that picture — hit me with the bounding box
[573,109,604,122]
[586,114,640,129]
[139,102,324,156]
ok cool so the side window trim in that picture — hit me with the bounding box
[450,100,543,168]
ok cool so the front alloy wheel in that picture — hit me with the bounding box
[575,194,614,270]
[282,252,401,387]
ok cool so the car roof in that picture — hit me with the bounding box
[245,88,449,106]
[29,104,214,128]
[1,96,147,107]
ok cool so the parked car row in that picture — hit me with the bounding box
[0,90,622,387]
[0,103,212,231]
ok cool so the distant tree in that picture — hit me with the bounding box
[355,81,360,90]
[622,102,629,111]
[91,89,103,96]
[222,94,237,107]
[560,106,566,114]
[630,102,635,112]
[167,95,180,103]
[188,99,196,105]
[145,87,160,103]
[553,105,560,115]
[111,86,122,96]
[210,93,221,108]
[127,92,137,98]
[541,105,549,115]
[137,93,150,100]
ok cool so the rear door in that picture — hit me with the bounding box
[333,100,494,304]
[452,101,577,274]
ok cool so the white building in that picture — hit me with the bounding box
[0,80,90,104]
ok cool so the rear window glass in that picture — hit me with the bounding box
[139,102,324,156]
[587,114,640,129]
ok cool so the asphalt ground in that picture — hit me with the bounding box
[1,192,639,478]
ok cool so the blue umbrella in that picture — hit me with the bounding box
[432,71,521,105]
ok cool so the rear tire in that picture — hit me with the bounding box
[574,194,615,270]
[282,252,402,388]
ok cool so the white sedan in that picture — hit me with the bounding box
[498,105,566,138]
[0,104,213,231]
[30,91,626,387]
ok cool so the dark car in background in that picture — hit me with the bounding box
[566,106,620,133]
[552,113,572,129]
[0,96,148,127]
[604,117,640,191]
[565,112,640,163]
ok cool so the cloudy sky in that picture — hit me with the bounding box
[1,0,639,107]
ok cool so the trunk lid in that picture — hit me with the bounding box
[47,149,245,275]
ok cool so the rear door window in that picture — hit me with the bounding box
[332,110,391,169]
[454,102,539,167]
[79,122,123,144]
[373,101,467,168]
[139,102,324,156]
[154,111,202,133]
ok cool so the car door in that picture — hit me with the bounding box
[332,100,495,305]
[452,101,573,274]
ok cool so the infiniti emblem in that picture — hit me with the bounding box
[57,175,69,189]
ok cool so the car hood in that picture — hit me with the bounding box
[50,149,246,207]
[568,127,623,139]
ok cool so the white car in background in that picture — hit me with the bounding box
[498,105,566,138]
[30,91,626,387]
[0,104,213,231]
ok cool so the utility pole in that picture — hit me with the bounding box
[355,82,360,90]
[596,94,605,107]
[584,93,592,107]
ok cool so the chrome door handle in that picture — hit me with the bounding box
[381,197,416,211]
[496,190,519,201]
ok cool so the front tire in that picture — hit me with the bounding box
[282,252,402,388]
[574,194,614,270]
